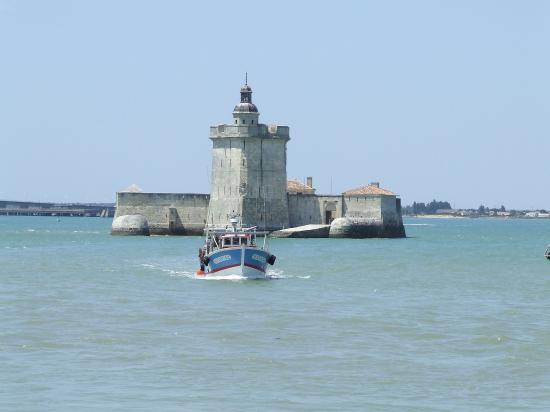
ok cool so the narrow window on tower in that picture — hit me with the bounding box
[242,159,245,166]
[243,119,246,124]
[251,120,254,124]
[235,119,237,124]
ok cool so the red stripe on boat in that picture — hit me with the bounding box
[244,263,265,272]
[210,263,241,273]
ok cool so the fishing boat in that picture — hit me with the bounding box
[545,245,550,260]
[196,216,276,279]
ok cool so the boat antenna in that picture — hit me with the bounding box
[262,186,267,230]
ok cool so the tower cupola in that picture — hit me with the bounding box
[233,74,258,113]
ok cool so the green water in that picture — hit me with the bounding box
[1,216,549,411]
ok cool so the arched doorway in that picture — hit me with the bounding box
[324,202,337,224]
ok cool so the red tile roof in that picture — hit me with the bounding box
[287,179,315,194]
[343,183,396,196]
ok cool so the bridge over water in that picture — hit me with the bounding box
[0,200,115,217]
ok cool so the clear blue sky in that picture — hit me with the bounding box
[1,0,549,209]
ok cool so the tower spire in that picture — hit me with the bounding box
[236,77,256,109]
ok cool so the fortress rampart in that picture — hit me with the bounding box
[112,190,405,238]
[112,192,209,235]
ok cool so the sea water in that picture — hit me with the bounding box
[1,216,550,411]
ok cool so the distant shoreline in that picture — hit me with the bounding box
[406,214,465,219]
[405,214,550,220]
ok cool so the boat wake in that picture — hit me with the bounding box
[139,263,195,279]
[196,274,248,281]
[139,263,309,281]
[266,269,310,280]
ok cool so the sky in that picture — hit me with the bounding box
[1,0,549,209]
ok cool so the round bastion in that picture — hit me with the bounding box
[329,217,405,238]
[111,214,150,236]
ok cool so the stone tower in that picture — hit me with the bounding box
[207,81,290,230]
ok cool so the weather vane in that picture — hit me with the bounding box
[245,72,248,85]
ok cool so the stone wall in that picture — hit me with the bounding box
[342,195,383,219]
[114,192,209,235]
[317,195,343,223]
[381,195,403,227]
[112,191,404,238]
[288,194,343,227]
[207,137,243,224]
[207,124,289,231]
[240,137,289,230]
[331,194,405,238]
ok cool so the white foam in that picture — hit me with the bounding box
[140,263,195,279]
[138,262,308,282]
[196,274,247,281]
[161,268,176,275]
[170,271,195,279]
[267,274,311,279]
[266,269,310,280]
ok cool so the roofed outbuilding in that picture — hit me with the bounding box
[287,179,315,194]
[121,184,144,193]
[343,182,396,196]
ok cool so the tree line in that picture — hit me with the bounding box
[403,201,549,216]
[403,200,451,215]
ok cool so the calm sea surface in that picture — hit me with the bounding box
[1,216,550,411]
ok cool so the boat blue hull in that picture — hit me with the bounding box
[205,247,270,278]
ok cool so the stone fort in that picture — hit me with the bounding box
[112,82,405,238]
